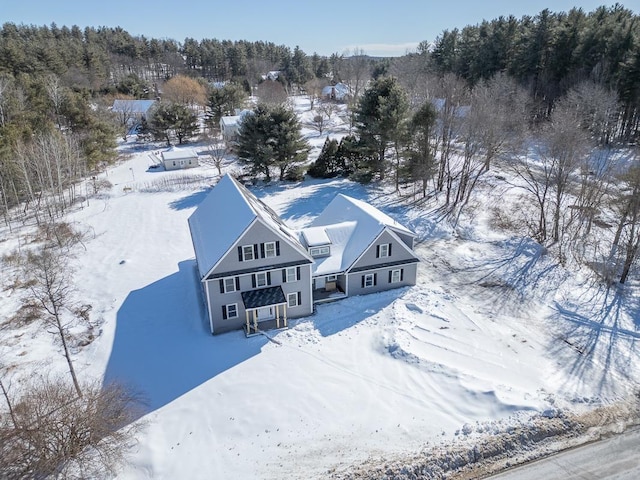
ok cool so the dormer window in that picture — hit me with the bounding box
[310,245,330,257]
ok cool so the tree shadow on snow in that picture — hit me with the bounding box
[102,260,267,419]
[452,236,561,313]
[296,289,403,337]
[547,283,640,397]
[255,178,368,223]
[168,188,210,211]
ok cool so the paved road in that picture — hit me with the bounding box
[489,427,640,480]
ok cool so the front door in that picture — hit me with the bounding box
[256,306,275,321]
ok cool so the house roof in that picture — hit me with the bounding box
[161,146,198,161]
[188,174,309,279]
[220,109,252,128]
[321,83,349,99]
[301,194,416,277]
[111,99,156,114]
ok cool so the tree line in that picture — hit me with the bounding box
[426,4,640,140]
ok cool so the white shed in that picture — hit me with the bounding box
[161,146,199,171]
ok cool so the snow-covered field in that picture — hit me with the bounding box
[1,98,640,479]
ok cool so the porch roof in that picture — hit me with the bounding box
[241,286,287,309]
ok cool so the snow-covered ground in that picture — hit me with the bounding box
[1,98,639,479]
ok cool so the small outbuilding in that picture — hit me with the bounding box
[161,146,199,171]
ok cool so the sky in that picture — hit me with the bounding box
[2,1,639,56]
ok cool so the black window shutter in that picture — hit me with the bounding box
[296,266,301,280]
[400,269,404,281]
[374,273,377,286]
[219,279,225,293]
[297,292,302,305]
[252,275,256,288]
[235,277,240,290]
[238,246,243,261]
[388,271,392,283]
[222,305,227,320]
[282,269,286,282]
[267,271,271,285]
[361,276,365,288]
[276,241,280,256]
[376,245,380,258]
[260,243,265,258]
[388,243,392,256]
[253,244,259,258]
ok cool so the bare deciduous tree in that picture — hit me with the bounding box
[256,80,288,106]
[205,133,228,176]
[0,377,145,480]
[15,242,90,397]
[304,78,325,110]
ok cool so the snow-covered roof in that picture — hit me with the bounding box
[321,83,350,99]
[188,174,308,279]
[161,146,198,161]
[301,226,331,247]
[220,109,252,128]
[111,99,156,114]
[302,194,416,276]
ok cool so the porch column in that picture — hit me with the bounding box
[253,309,258,332]
[275,304,280,329]
[245,311,250,333]
[283,304,288,327]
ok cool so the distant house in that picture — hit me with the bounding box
[112,99,156,124]
[220,109,252,144]
[188,174,420,336]
[321,83,350,102]
[160,146,199,171]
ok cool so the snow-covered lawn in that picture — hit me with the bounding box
[2,100,640,479]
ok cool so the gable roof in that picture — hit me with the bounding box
[220,109,252,129]
[111,99,156,114]
[302,194,416,276]
[161,146,198,161]
[188,174,309,279]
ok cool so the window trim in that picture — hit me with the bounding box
[264,241,277,258]
[225,303,238,319]
[242,245,255,261]
[326,274,337,282]
[285,267,297,283]
[287,292,299,308]
[224,277,236,293]
[255,272,267,287]
[310,245,330,257]
[364,273,375,288]
[390,269,401,283]
[379,243,390,258]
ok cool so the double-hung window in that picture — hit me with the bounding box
[255,272,268,287]
[224,277,236,292]
[364,273,375,288]
[285,267,297,283]
[222,303,238,319]
[264,241,277,258]
[390,269,401,283]
[378,243,391,258]
[287,292,302,308]
[242,245,255,261]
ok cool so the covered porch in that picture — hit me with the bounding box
[312,274,347,304]
[241,286,288,337]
